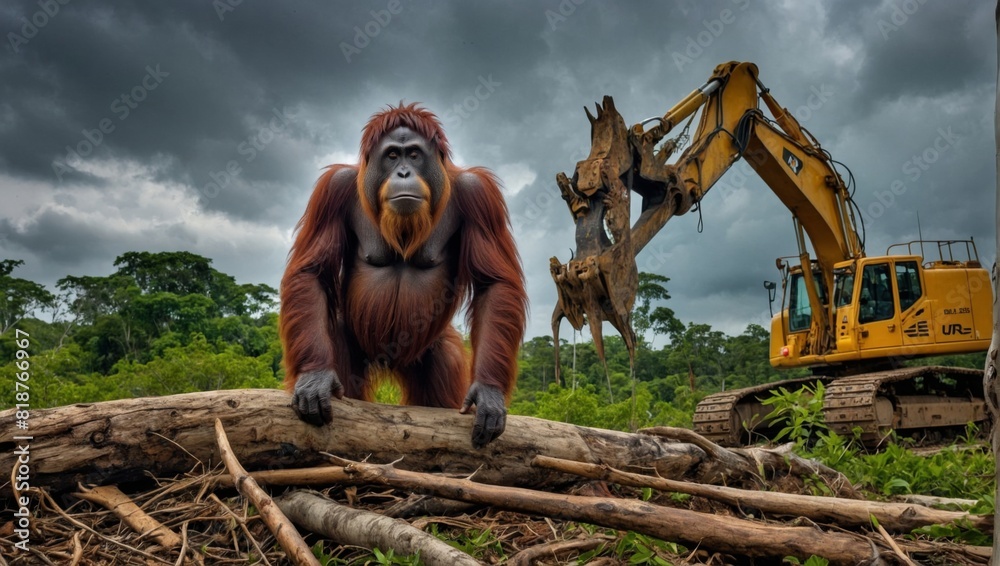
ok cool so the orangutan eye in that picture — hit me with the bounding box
[387,150,399,160]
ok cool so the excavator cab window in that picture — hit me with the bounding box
[859,263,895,323]
[787,273,811,332]
[895,261,922,312]
[833,269,854,307]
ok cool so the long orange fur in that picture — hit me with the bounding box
[280,103,527,409]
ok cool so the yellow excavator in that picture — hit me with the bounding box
[549,61,991,445]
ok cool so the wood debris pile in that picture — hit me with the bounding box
[0,390,993,565]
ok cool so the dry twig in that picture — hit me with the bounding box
[209,493,273,566]
[874,521,917,566]
[69,532,83,566]
[507,534,614,566]
[172,521,189,566]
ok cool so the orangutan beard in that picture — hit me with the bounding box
[379,200,434,260]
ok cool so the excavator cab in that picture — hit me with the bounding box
[770,240,992,370]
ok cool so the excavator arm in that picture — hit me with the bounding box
[629,61,863,354]
[630,62,862,265]
[550,61,863,379]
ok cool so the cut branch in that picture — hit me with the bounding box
[214,419,319,566]
[274,490,482,566]
[330,458,884,565]
[531,455,990,532]
[73,484,181,548]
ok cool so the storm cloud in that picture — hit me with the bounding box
[0,0,994,340]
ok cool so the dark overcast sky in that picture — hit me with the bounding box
[0,0,995,341]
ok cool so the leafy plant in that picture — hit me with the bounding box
[784,556,829,566]
[370,548,421,565]
[374,378,402,404]
[614,532,685,565]
[641,487,654,501]
[430,526,504,561]
[669,492,691,505]
[312,541,335,565]
[911,519,992,546]
[759,381,827,445]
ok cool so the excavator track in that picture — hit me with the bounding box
[693,366,986,446]
[823,366,986,444]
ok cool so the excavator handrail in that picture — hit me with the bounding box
[886,238,980,263]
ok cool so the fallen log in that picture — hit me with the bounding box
[643,427,859,497]
[0,389,713,496]
[274,490,483,566]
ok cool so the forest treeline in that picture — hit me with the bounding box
[0,251,984,431]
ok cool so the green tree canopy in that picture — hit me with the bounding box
[54,251,277,372]
[0,259,55,335]
[633,272,683,345]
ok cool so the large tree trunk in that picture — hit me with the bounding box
[0,389,711,496]
[991,3,1000,563]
